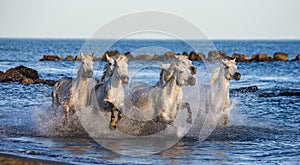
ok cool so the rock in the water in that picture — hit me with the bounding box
[44,80,56,86]
[232,53,249,62]
[100,50,120,61]
[134,54,152,60]
[232,86,258,93]
[259,91,300,97]
[14,65,39,80]
[189,51,206,61]
[292,54,300,61]
[0,68,25,82]
[22,78,34,85]
[208,50,229,61]
[124,51,134,61]
[252,54,272,62]
[40,55,64,61]
[65,55,75,61]
[182,51,189,57]
[273,52,288,61]
[0,65,55,86]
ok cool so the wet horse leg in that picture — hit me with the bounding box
[115,108,123,127]
[110,105,116,130]
[182,102,192,124]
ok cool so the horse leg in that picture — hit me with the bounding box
[182,102,192,124]
[115,108,123,127]
[109,105,117,130]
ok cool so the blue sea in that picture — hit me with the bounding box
[0,39,299,164]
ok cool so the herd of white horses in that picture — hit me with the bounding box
[50,51,241,135]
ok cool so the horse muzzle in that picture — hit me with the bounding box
[233,72,241,80]
[188,76,196,85]
[87,70,93,78]
[121,75,129,84]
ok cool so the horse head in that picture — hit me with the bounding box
[222,58,241,81]
[164,56,196,86]
[78,51,94,79]
[111,54,129,84]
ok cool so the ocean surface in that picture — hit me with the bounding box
[0,39,299,164]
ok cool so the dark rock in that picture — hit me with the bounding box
[44,80,56,86]
[100,50,120,61]
[0,65,55,86]
[259,91,300,97]
[189,51,205,61]
[232,86,258,93]
[164,51,177,57]
[124,52,134,61]
[292,54,300,61]
[134,54,152,60]
[278,91,300,97]
[0,68,25,82]
[273,52,288,61]
[182,51,189,57]
[65,55,75,61]
[40,55,64,61]
[259,92,275,97]
[208,50,229,61]
[232,53,249,62]
[14,65,39,80]
[251,54,272,62]
[22,78,34,85]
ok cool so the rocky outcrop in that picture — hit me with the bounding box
[273,52,288,61]
[134,54,152,60]
[251,54,272,62]
[124,52,134,61]
[208,50,229,61]
[231,86,258,93]
[232,53,249,62]
[292,54,300,61]
[259,91,300,97]
[0,65,56,86]
[40,55,64,61]
[65,55,75,61]
[189,51,205,61]
[100,50,120,61]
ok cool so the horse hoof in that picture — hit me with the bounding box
[109,125,116,131]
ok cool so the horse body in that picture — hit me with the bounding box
[129,56,196,124]
[89,54,129,129]
[209,58,241,126]
[51,52,94,125]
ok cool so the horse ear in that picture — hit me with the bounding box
[79,50,84,59]
[91,51,95,58]
[231,57,236,64]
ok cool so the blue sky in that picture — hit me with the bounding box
[0,0,299,39]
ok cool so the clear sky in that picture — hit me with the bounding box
[0,0,299,39]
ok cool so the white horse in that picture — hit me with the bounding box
[89,54,129,129]
[129,56,196,125]
[51,52,94,125]
[210,58,241,126]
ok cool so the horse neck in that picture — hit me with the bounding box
[164,75,181,98]
[74,67,89,87]
[110,68,122,88]
[211,66,230,91]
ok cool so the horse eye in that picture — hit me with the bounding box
[180,71,184,73]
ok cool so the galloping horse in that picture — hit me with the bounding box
[51,52,94,125]
[89,54,129,129]
[129,56,196,125]
[210,58,241,126]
